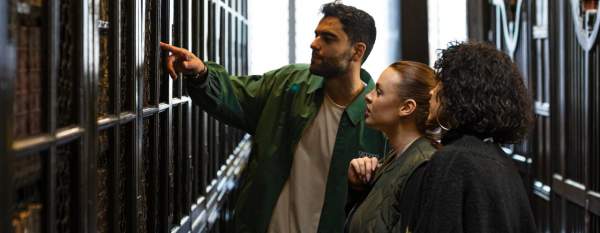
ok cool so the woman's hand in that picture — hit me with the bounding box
[348,157,380,190]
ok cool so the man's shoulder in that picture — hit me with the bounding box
[267,63,312,78]
[281,63,310,70]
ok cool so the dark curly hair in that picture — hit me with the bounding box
[433,42,533,143]
[321,2,377,63]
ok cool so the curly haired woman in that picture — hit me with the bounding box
[402,42,537,233]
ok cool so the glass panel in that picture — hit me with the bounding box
[208,2,216,61]
[120,0,132,112]
[11,151,43,233]
[144,0,156,107]
[171,106,183,224]
[118,124,132,233]
[139,117,154,233]
[96,130,111,233]
[200,111,209,193]
[55,142,77,233]
[181,104,190,213]
[158,110,174,228]
[158,0,169,103]
[219,8,225,65]
[98,35,111,117]
[57,0,76,127]
[191,107,201,198]
[11,202,42,233]
[11,0,45,138]
[98,0,112,117]
[170,109,177,226]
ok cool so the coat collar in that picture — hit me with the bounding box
[306,68,374,126]
[371,137,434,183]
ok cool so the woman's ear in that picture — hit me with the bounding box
[398,99,417,117]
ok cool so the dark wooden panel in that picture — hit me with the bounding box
[398,0,429,64]
[565,201,585,233]
[0,0,12,231]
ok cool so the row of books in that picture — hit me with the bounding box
[14,24,43,139]
[11,203,42,233]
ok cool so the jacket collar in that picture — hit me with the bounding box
[371,137,434,183]
[306,68,374,126]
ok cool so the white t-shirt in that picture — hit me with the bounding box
[268,94,345,233]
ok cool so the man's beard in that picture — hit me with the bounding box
[309,51,352,78]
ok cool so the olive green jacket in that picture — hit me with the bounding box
[185,62,387,233]
[347,137,436,233]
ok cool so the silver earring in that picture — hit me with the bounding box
[437,116,450,131]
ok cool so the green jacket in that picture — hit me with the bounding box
[185,62,387,233]
[347,137,436,233]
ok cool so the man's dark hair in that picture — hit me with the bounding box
[321,2,377,63]
[433,41,533,143]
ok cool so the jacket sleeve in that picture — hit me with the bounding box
[390,162,429,232]
[185,61,284,134]
[413,151,466,233]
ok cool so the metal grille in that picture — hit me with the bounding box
[57,0,75,127]
[96,130,110,233]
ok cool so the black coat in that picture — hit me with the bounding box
[402,133,537,233]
